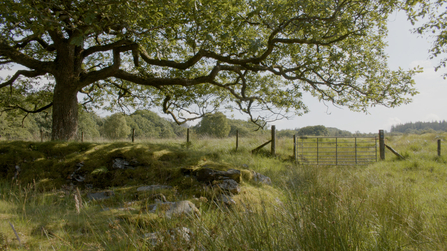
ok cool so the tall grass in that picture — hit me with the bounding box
[0,133,446,250]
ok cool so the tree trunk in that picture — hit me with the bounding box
[51,82,79,141]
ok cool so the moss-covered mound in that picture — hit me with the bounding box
[0,141,241,191]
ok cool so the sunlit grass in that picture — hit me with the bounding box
[0,132,447,249]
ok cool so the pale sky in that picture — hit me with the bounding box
[271,11,447,133]
[1,11,445,133]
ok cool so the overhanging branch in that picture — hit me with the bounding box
[0,70,46,88]
[4,102,53,114]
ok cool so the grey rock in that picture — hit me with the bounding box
[87,190,115,200]
[195,168,241,183]
[215,179,240,194]
[112,158,130,169]
[217,194,236,206]
[144,227,194,247]
[69,164,85,182]
[166,201,200,218]
[137,185,172,192]
[252,171,272,185]
[147,200,200,219]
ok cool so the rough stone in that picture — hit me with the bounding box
[252,171,272,185]
[137,185,172,192]
[144,227,194,247]
[69,163,85,182]
[165,201,200,218]
[217,194,236,206]
[195,168,241,183]
[147,200,200,218]
[112,158,139,169]
[215,179,240,194]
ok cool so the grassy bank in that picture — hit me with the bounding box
[0,133,446,250]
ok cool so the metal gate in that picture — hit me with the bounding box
[295,136,377,165]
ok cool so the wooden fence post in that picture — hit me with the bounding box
[236,130,239,151]
[379,130,385,160]
[187,128,190,147]
[271,125,276,155]
[438,139,441,157]
[132,128,135,143]
[293,134,297,162]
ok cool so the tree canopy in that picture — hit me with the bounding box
[297,125,329,136]
[1,0,419,140]
[406,0,447,77]
[196,112,231,138]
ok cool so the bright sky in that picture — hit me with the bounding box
[1,11,445,133]
[272,11,447,133]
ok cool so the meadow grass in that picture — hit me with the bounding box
[0,133,446,250]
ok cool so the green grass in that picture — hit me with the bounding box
[0,133,447,250]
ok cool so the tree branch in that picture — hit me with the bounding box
[0,42,55,74]
[4,102,53,114]
[81,40,135,58]
[14,34,56,52]
[0,70,46,88]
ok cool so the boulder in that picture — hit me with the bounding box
[137,185,172,192]
[112,158,139,169]
[147,200,200,219]
[195,168,241,183]
[252,171,272,185]
[217,194,236,206]
[214,179,240,194]
[165,201,200,218]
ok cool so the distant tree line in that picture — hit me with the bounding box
[276,125,373,138]
[2,109,379,141]
[391,121,447,134]
[0,108,189,141]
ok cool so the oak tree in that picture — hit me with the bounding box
[1,0,419,140]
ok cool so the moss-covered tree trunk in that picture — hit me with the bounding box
[51,84,78,141]
[51,42,81,141]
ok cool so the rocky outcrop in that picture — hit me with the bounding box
[252,171,272,185]
[137,185,172,192]
[194,168,241,183]
[112,158,139,169]
[144,200,200,219]
[214,179,240,194]
[217,194,236,206]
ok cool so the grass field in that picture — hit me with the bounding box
[0,133,446,250]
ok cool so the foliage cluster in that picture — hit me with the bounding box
[0,0,420,140]
[194,112,231,138]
